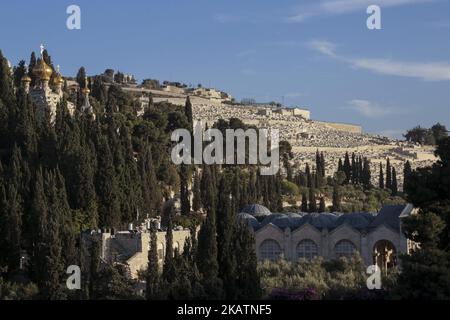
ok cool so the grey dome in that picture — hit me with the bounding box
[260,213,284,227]
[241,204,272,217]
[299,213,339,230]
[336,212,375,230]
[236,212,260,229]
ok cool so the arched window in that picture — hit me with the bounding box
[296,239,318,260]
[259,240,282,261]
[373,240,397,271]
[335,240,356,258]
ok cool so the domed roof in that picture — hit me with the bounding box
[33,58,53,80]
[241,204,271,217]
[52,72,64,86]
[299,213,339,230]
[336,212,375,230]
[236,212,260,229]
[271,214,303,229]
[21,74,31,83]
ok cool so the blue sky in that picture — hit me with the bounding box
[1,0,449,137]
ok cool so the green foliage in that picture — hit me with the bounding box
[259,254,377,300]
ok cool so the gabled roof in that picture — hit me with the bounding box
[369,204,411,231]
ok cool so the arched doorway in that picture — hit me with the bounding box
[373,240,397,272]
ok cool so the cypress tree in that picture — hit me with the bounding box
[146,223,160,300]
[41,171,66,300]
[196,207,223,299]
[184,96,193,126]
[386,158,392,191]
[343,152,351,184]
[162,215,175,283]
[320,152,326,177]
[403,161,412,192]
[379,162,384,189]
[392,167,398,196]
[95,136,121,228]
[332,184,342,212]
[301,192,308,212]
[180,164,190,216]
[139,143,162,218]
[216,176,237,299]
[362,157,371,188]
[28,51,37,86]
[305,163,312,188]
[192,169,202,212]
[338,158,343,173]
[308,189,317,213]
[235,221,261,299]
[76,67,87,88]
[0,184,22,272]
[319,197,326,213]
[200,165,216,213]
[351,153,357,184]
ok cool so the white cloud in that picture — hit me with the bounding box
[308,40,338,58]
[287,0,435,23]
[350,58,450,81]
[345,99,395,118]
[309,39,450,81]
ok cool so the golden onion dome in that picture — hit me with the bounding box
[52,72,64,86]
[82,86,91,95]
[21,74,32,83]
[32,58,53,80]
[81,76,90,95]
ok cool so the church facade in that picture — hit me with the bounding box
[238,203,416,270]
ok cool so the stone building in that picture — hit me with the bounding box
[82,218,190,279]
[238,203,416,271]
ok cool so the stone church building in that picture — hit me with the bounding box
[238,203,416,270]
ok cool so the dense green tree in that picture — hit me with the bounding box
[403,161,412,193]
[235,221,261,299]
[216,176,237,299]
[162,215,175,285]
[391,167,398,196]
[396,137,450,299]
[343,152,351,184]
[180,164,190,215]
[319,197,326,213]
[196,207,223,299]
[95,136,121,228]
[308,189,317,213]
[332,184,342,212]
[379,163,384,189]
[192,169,202,212]
[386,158,392,191]
[301,192,308,212]
[184,96,193,126]
[146,223,160,300]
